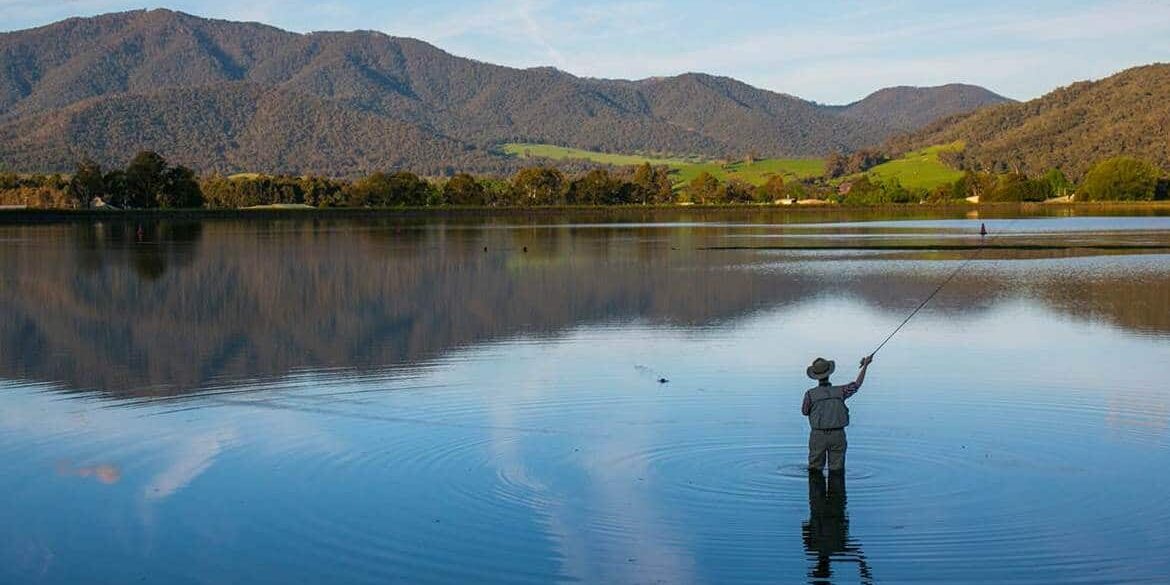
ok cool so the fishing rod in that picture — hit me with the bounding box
[865,218,1020,360]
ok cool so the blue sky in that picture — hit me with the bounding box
[2,0,1168,104]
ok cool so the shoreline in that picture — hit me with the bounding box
[2,201,1169,224]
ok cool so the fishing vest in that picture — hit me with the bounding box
[807,385,850,430]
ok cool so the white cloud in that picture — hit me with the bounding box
[987,0,1170,41]
[515,0,566,67]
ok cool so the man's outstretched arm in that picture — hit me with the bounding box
[855,355,873,386]
[844,355,874,398]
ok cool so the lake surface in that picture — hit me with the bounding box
[2,209,1169,584]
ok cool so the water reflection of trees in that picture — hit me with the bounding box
[73,221,204,280]
[0,219,1167,396]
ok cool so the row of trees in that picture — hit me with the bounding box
[71,152,203,209]
[835,157,1166,205]
[683,173,793,204]
[200,163,676,208]
[0,173,73,208]
[939,158,1166,203]
[2,152,1166,210]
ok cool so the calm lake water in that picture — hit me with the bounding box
[2,209,1169,584]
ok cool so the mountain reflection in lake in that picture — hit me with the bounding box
[1,213,1169,584]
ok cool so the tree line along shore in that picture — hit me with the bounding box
[1,150,1167,211]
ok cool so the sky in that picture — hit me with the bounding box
[2,0,1169,104]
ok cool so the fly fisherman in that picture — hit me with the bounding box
[802,355,873,472]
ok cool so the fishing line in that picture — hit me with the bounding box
[867,218,1021,358]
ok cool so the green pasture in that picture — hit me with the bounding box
[862,142,965,190]
[502,143,699,166]
[503,143,824,186]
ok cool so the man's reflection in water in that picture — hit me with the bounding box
[802,469,873,584]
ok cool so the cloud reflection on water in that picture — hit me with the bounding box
[143,430,236,501]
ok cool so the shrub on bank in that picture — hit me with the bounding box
[1079,157,1161,201]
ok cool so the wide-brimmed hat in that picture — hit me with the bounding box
[807,357,835,380]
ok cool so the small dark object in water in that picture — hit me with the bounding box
[483,246,487,252]
[980,223,988,237]
[523,246,528,253]
[658,377,669,384]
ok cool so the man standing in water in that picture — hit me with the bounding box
[802,355,873,472]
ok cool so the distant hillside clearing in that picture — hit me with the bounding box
[503,143,824,186]
[861,143,965,190]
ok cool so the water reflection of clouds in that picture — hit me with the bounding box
[483,339,697,584]
[143,430,236,501]
[0,380,353,507]
[465,317,866,581]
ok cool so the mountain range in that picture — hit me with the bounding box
[0,9,1011,177]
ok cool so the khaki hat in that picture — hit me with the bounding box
[807,357,835,380]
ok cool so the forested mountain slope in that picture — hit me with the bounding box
[890,64,1170,178]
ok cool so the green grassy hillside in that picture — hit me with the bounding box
[862,142,965,190]
[503,143,823,186]
[504,142,969,192]
[502,144,700,166]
